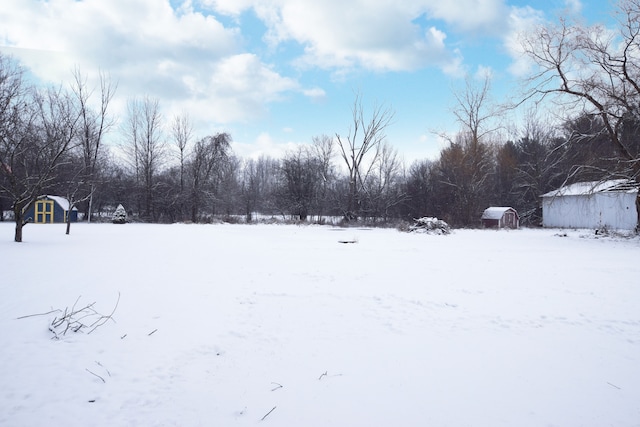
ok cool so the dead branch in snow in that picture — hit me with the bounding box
[95,361,111,377]
[270,382,283,391]
[261,406,277,421]
[318,371,343,380]
[16,309,61,320]
[85,368,105,383]
[18,293,120,339]
[88,293,120,334]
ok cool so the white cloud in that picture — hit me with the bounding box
[302,87,327,102]
[260,0,512,75]
[232,0,484,75]
[475,65,494,81]
[2,0,239,76]
[232,132,300,159]
[564,0,583,15]
[503,6,546,77]
[207,53,298,120]
[0,0,306,136]
[424,0,508,34]
[199,0,254,16]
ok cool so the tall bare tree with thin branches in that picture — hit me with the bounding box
[121,96,165,221]
[335,93,394,221]
[65,68,116,232]
[171,112,193,194]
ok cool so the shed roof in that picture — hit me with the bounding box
[41,195,78,211]
[481,207,516,220]
[541,179,638,198]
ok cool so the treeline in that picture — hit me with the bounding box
[0,48,636,232]
[89,111,638,227]
[3,0,640,242]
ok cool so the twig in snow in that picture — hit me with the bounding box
[95,361,111,377]
[270,382,283,391]
[318,371,328,380]
[261,406,277,421]
[87,292,120,334]
[86,368,105,383]
[23,294,120,339]
[16,309,61,320]
[607,382,621,389]
[148,328,158,336]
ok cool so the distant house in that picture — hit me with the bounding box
[541,180,638,230]
[24,195,78,224]
[481,207,519,229]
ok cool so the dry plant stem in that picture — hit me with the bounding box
[16,309,61,320]
[86,369,105,383]
[87,292,120,334]
[95,361,111,377]
[261,406,277,421]
[19,293,121,338]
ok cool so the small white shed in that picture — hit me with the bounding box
[541,180,638,230]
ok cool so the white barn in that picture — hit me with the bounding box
[541,180,638,230]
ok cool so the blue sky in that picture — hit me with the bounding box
[0,0,616,164]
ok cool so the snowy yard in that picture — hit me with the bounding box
[1,223,639,426]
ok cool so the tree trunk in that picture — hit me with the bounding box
[636,189,640,234]
[14,222,23,242]
[13,206,24,242]
[87,184,94,223]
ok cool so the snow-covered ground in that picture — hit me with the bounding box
[1,223,639,426]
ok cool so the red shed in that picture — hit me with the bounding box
[481,207,519,229]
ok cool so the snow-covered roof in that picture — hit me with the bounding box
[481,207,516,220]
[42,195,78,211]
[541,180,638,198]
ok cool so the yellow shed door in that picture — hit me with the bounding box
[35,200,54,223]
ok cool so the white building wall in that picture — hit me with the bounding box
[542,192,637,229]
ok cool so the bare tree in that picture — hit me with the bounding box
[238,156,282,221]
[121,96,165,221]
[335,93,394,221]
[311,134,336,221]
[278,146,323,221]
[452,75,497,149]
[64,68,116,233]
[0,74,80,241]
[187,132,231,222]
[520,0,640,228]
[171,112,193,193]
[404,159,436,219]
[239,158,260,222]
[435,75,497,226]
[365,142,406,221]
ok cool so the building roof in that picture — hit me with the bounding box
[41,195,78,211]
[481,207,517,220]
[541,179,638,198]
